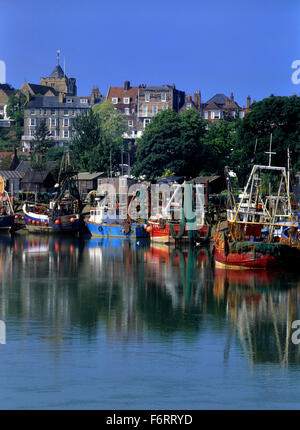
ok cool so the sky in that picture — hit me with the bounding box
[1,0,299,106]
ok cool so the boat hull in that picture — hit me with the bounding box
[148,220,208,243]
[213,232,299,269]
[23,210,81,234]
[85,220,150,239]
[0,215,15,231]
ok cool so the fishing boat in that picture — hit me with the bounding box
[0,177,15,231]
[147,181,210,243]
[85,191,150,239]
[214,163,300,269]
[22,154,82,233]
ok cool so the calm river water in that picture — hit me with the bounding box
[0,234,300,409]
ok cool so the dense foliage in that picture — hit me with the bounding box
[70,101,127,173]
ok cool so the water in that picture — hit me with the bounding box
[0,234,300,409]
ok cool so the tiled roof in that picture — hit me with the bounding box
[107,86,138,103]
[49,65,65,79]
[206,94,227,105]
[203,101,221,110]
[27,83,57,96]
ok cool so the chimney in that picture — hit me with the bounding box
[247,95,251,108]
[230,92,234,101]
[187,95,192,102]
[58,92,63,103]
[172,83,175,89]
[225,96,230,107]
[124,81,130,91]
[270,93,274,97]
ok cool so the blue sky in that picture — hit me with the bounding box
[1,0,299,106]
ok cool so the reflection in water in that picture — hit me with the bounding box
[0,234,300,368]
[214,267,300,367]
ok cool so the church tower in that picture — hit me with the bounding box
[40,50,77,96]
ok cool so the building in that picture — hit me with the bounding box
[20,82,58,98]
[107,81,138,139]
[137,84,185,132]
[22,94,98,151]
[202,93,251,122]
[20,170,56,193]
[75,172,104,199]
[180,91,201,113]
[40,51,77,96]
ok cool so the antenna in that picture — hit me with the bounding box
[287,147,290,194]
[57,49,61,65]
[265,133,276,166]
[64,56,66,76]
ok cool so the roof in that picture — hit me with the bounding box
[25,96,92,109]
[107,86,138,103]
[21,171,53,183]
[49,65,65,79]
[0,170,23,180]
[206,94,227,105]
[15,160,31,175]
[0,152,13,160]
[203,101,221,111]
[193,176,221,184]
[141,85,174,91]
[157,176,184,184]
[76,172,104,180]
[25,83,57,96]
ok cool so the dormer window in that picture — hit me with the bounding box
[112,97,118,104]
[124,97,130,104]
[66,98,73,103]
[80,98,88,104]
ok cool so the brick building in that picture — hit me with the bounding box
[107,81,138,139]
[202,92,251,122]
[137,84,185,132]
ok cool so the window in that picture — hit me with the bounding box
[186,103,192,109]
[204,111,208,119]
[51,109,56,115]
[50,130,56,137]
[152,105,158,115]
[142,105,148,116]
[80,98,88,104]
[29,118,36,126]
[124,108,130,115]
[124,97,130,104]
[212,111,221,119]
[162,105,168,110]
[49,118,56,127]
[112,97,118,104]
[30,108,35,115]
[44,109,47,115]
[63,118,69,127]
[128,120,133,127]
[30,129,35,136]
[72,110,75,116]
[66,98,73,103]
[239,111,245,119]
[63,130,69,138]
[145,92,150,102]
[161,93,166,102]
[144,118,150,128]
[64,109,69,116]
[39,108,43,115]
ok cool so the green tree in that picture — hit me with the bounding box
[31,119,52,170]
[6,91,27,141]
[201,119,240,175]
[132,109,206,180]
[230,95,300,184]
[71,105,125,173]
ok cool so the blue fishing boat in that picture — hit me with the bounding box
[85,203,149,239]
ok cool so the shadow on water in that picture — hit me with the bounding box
[1,234,300,366]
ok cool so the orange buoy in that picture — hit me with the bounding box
[55,219,60,225]
[146,226,151,233]
[70,217,75,223]
[14,215,18,219]
[32,220,36,225]
[44,222,48,226]
[28,219,32,223]
[37,221,41,225]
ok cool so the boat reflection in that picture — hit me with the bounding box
[214,267,300,367]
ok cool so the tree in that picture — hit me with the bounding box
[71,104,126,173]
[230,95,300,184]
[201,120,240,175]
[31,119,52,170]
[6,91,27,141]
[132,109,206,180]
